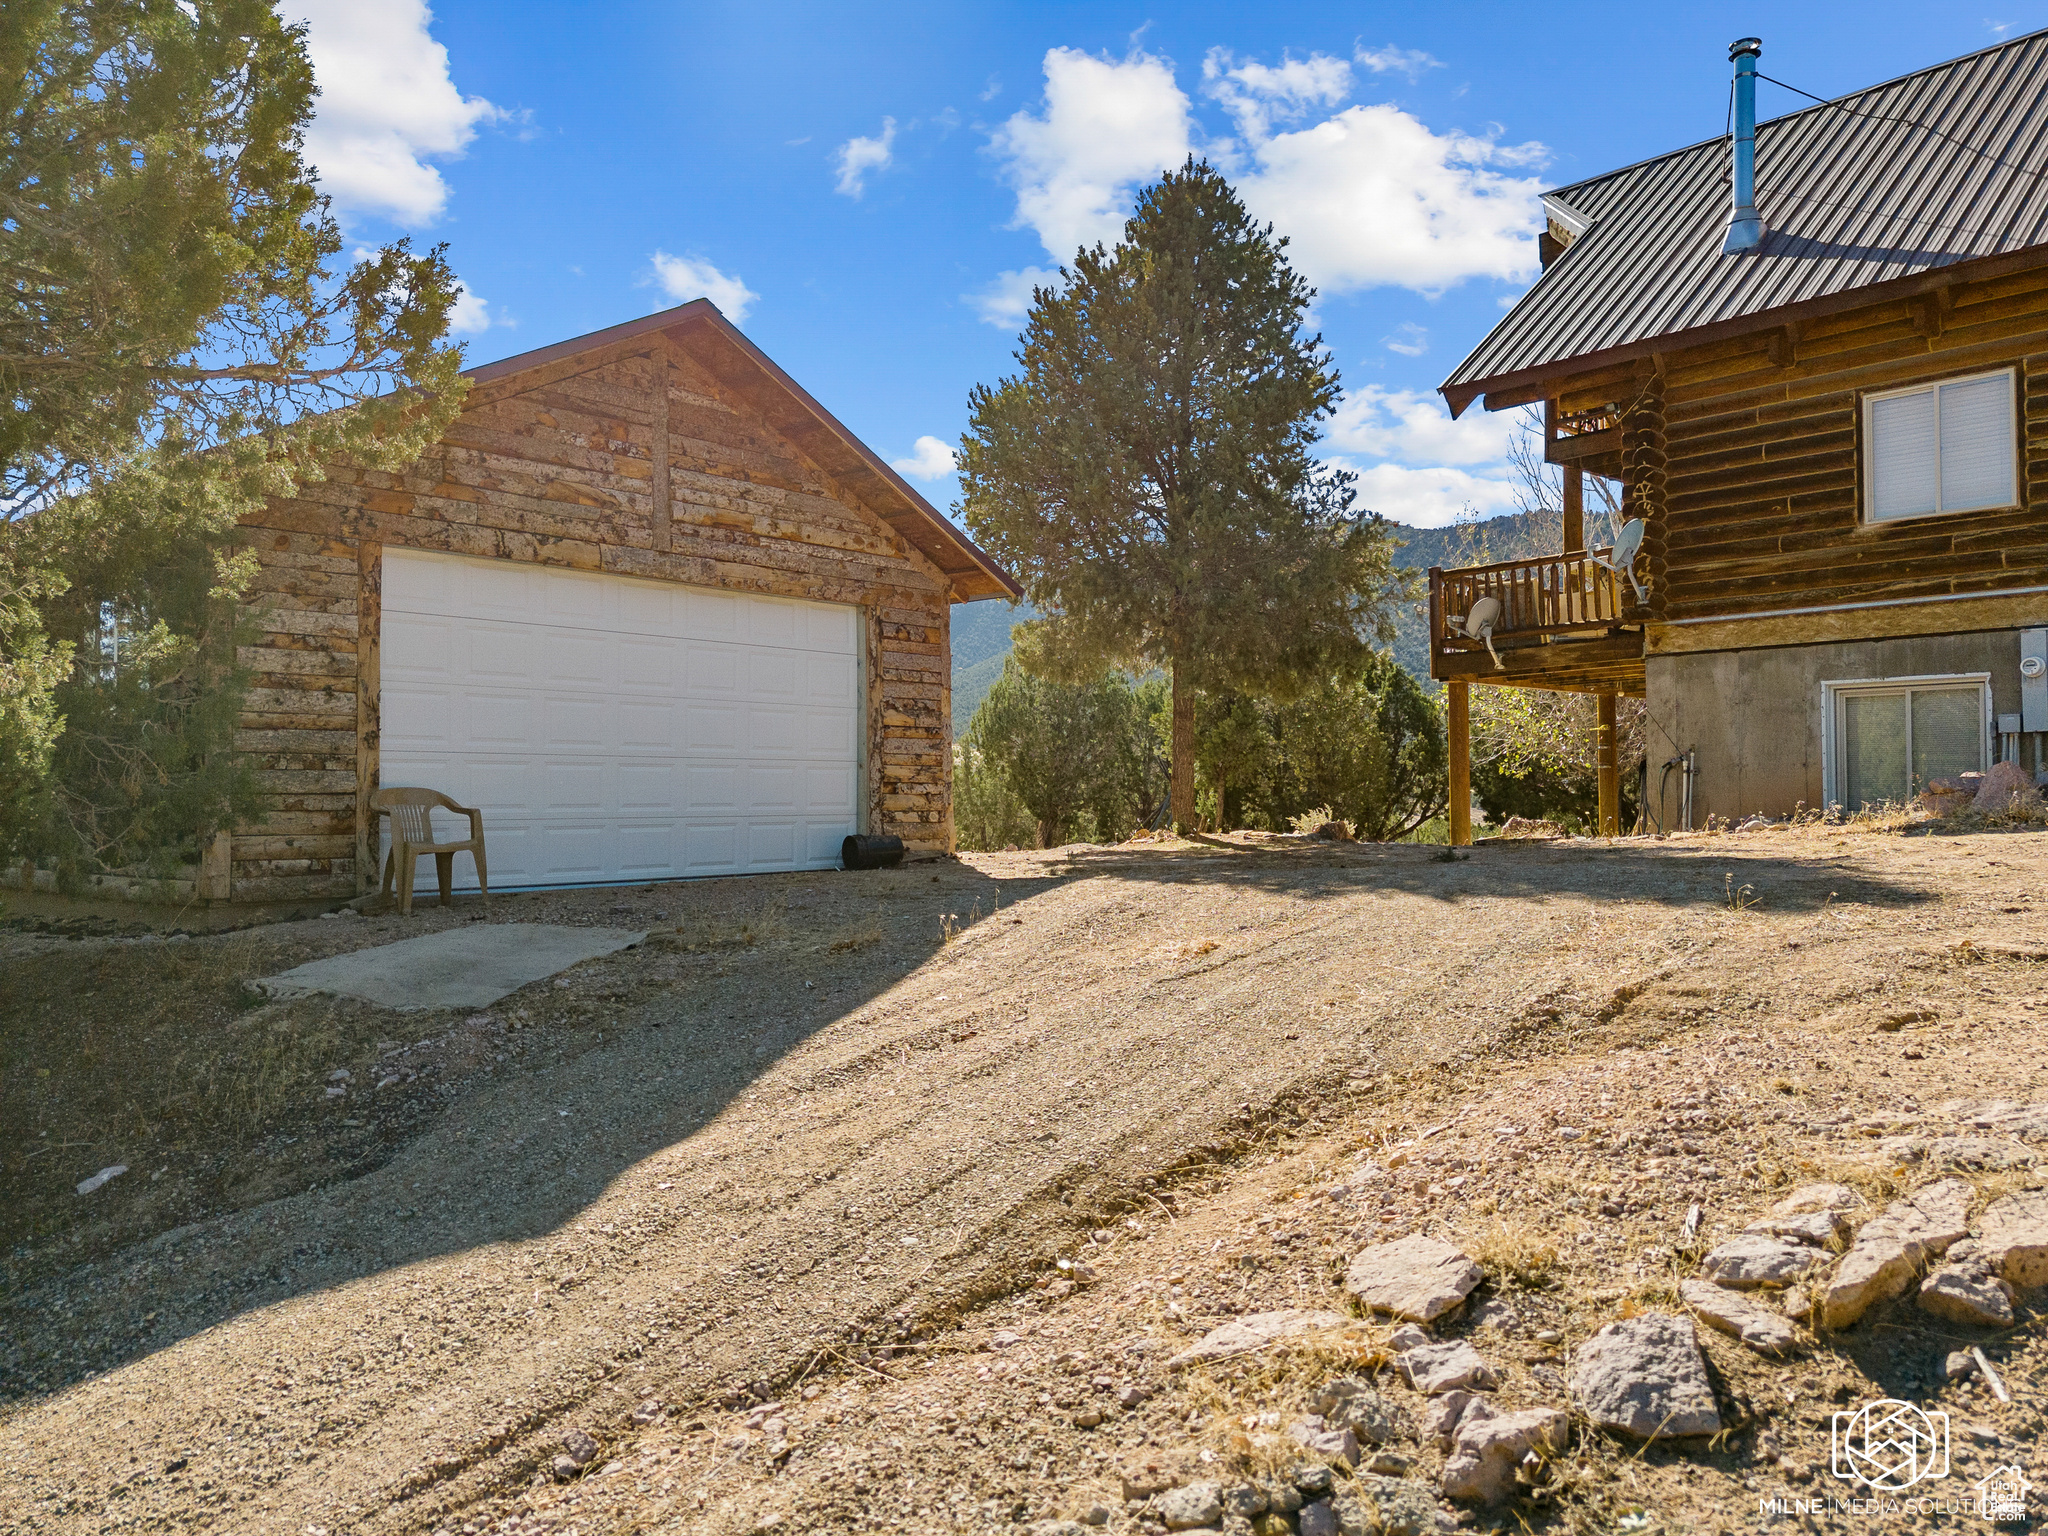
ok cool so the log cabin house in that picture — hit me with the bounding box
[1433,31,2048,840]
[218,300,1017,902]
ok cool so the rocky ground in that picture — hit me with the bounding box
[2,823,2045,1535]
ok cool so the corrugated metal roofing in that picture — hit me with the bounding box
[1441,28,2048,412]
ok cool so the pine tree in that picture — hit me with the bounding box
[0,1,468,870]
[959,158,1405,830]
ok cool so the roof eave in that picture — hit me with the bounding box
[1438,239,2048,418]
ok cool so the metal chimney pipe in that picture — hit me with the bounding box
[1724,37,1764,254]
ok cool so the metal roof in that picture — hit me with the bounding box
[1441,28,2048,415]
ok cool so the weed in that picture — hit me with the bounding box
[1468,1215,1560,1291]
[826,917,884,954]
[1724,873,1761,911]
[939,912,960,944]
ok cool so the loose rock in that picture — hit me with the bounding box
[1156,1481,1223,1530]
[1425,1391,1490,1451]
[1313,1378,1410,1444]
[1699,1234,1825,1289]
[1570,1314,1722,1440]
[1771,1183,1861,1217]
[1168,1309,1353,1368]
[1344,1235,1483,1322]
[1821,1177,1974,1329]
[1297,1499,1337,1536]
[1977,1189,2048,1285]
[1441,1406,1569,1505]
[1333,1476,1440,1536]
[1918,1266,2016,1328]
[1287,1417,1360,1467]
[1680,1278,1799,1357]
[1398,1339,1497,1394]
[1744,1210,1848,1246]
[560,1429,599,1467]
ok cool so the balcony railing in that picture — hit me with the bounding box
[1429,548,1634,657]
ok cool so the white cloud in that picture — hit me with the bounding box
[1355,44,1442,80]
[989,47,1191,260]
[448,282,494,334]
[891,436,957,480]
[1202,48,1351,139]
[1233,104,1545,293]
[1340,462,1519,527]
[280,0,500,225]
[834,117,897,198]
[968,265,1060,328]
[984,45,1544,297]
[1382,322,1428,356]
[1328,386,1514,466]
[648,251,759,322]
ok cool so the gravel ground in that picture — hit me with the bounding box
[0,825,2040,1534]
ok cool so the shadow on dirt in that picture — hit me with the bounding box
[0,837,1937,1406]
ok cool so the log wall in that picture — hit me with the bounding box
[1553,266,2048,628]
[232,335,958,900]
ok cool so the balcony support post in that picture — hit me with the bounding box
[1448,681,1472,847]
[1563,465,1585,555]
[1597,690,1620,837]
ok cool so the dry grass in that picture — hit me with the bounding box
[1466,1213,1562,1292]
[825,916,884,954]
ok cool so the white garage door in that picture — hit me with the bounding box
[379,548,861,888]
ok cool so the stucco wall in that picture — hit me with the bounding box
[1644,628,2034,827]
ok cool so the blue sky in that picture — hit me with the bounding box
[288,3,2046,527]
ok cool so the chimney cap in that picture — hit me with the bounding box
[1729,37,1762,61]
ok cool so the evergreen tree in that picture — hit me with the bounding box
[959,159,1404,831]
[0,1,468,869]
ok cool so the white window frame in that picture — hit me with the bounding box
[1861,366,2019,523]
[1820,672,1990,809]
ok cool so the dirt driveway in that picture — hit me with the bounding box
[0,830,1973,1532]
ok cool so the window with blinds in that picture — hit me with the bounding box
[1864,368,2017,521]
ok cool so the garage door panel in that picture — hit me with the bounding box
[380,549,862,888]
[466,689,538,750]
[686,764,739,810]
[805,764,857,815]
[748,650,798,698]
[618,760,678,812]
[806,654,857,702]
[540,758,608,812]
[617,636,676,691]
[541,694,611,749]
[382,685,457,753]
[747,821,798,867]
[748,764,799,812]
[688,645,739,694]
[616,822,678,879]
[805,604,858,653]
[537,821,610,882]
[800,707,857,758]
[683,589,742,643]
[617,698,677,753]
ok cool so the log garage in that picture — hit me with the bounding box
[219,301,1017,902]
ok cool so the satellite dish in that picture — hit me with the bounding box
[1461,594,1506,670]
[1594,518,1649,602]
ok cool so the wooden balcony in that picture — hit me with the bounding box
[1428,548,1646,695]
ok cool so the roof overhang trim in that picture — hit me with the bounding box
[1438,241,2048,419]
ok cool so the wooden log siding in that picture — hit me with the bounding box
[230,336,959,899]
[1648,267,2048,625]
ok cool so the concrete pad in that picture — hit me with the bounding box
[256,924,645,1011]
